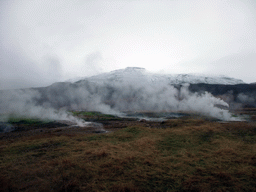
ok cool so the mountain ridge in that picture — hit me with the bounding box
[1,67,255,122]
[67,67,245,85]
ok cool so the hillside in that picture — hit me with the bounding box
[0,67,255,122]
[68,67,245,85]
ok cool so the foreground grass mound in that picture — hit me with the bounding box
[0,119,256,191]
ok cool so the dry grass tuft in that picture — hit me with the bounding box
[0,118,256,191]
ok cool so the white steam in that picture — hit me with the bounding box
[178,86,233,121]
[0,71,239,123]
[0,89,87,126]
[237,93,255,103]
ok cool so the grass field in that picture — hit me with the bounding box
[0,115,256,191]
[71,111,120,121]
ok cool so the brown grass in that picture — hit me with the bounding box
[0,119,256,191]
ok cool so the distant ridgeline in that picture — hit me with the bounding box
[0,68,255,114]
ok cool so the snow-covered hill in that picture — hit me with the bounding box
[2,67,255,122]
[68,67,245,85]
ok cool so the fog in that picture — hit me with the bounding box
[0,74,239,124]
[1,0,256,123]
[0,89,88,126]
[1,0,256,90]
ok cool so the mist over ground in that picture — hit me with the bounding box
[2,70,253,123]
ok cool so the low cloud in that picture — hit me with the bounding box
[0,74,237,123]
[0,47,64,90]
[207,51,256,83]
[82,52,103,77]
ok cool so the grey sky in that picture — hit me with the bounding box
[1,0,256,89]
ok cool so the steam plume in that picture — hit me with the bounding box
[0,68,241,124]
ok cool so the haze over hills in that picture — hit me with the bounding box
[0,67,255,123]
[67,67,245,85]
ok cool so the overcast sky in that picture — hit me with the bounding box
[1,0,256,89]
